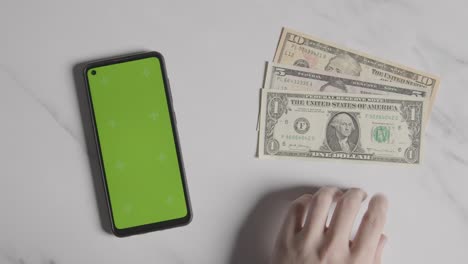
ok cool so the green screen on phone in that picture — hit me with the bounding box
[86,56,188,231]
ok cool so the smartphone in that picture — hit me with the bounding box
[83,52,192,237]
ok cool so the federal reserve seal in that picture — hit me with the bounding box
[294,117,310,134]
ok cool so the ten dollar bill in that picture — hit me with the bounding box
[273,28,439,111]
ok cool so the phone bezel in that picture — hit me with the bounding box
[83,51,192,237]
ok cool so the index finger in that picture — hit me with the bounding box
[278,194,314,242]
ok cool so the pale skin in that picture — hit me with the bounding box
[271,187,388,264]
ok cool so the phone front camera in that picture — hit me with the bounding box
[91,70,97,75]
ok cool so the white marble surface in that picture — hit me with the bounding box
[1,0,468,263]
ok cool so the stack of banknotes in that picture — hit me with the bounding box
[256,28,440,164]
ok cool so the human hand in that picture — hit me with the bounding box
[271,187,388,264]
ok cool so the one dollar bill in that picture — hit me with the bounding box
[273,28,439,110]
[258,90,426,164]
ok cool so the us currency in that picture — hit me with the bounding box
[264,63,429,99]
[273,28,439,111]
[258,90,426,164]
[256,63,430,130]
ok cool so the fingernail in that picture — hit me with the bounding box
[333,190,344,200]
[370,194,389,212]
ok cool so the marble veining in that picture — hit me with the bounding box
[0,65,81,146]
